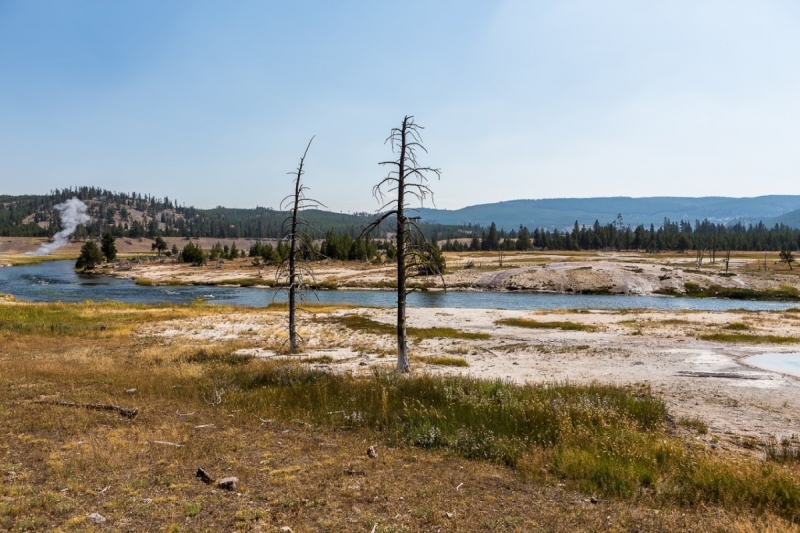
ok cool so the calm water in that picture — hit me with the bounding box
[744,353,800,378]
[1,260,799,312]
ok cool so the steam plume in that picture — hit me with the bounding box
[33,198,91,255]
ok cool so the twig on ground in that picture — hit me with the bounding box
[34,399,139,419]
[152,441,184,447]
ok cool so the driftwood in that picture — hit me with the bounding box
[35,399,139,419]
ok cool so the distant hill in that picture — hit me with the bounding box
[768,208,800,229]
[416,196,800,231]
[0,187,462,240]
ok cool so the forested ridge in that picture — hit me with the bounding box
[3,187,800,253]
[443,218,800,253]
[0,187,462,241]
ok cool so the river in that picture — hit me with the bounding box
[1,260,798,312]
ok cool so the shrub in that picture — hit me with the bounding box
[180,242,206,266]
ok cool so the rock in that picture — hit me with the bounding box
[366,445,377,459]
[87,512,106,524]
[280,527,293,532]
[590,496,599,504]
[217,476,239,491]
[195,467,214,484]
[445,512,454,519]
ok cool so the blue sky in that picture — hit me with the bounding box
[2,1,800,211]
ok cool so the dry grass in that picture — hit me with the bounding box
[495,318,599,332]
[1,301,800,531]
[417,355,469,367]
[325,314,491,341]
[699,333,800,344]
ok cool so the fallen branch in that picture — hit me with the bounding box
[34,399,138,419]
[152,441,184,447]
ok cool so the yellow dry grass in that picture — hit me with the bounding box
[0,301,799,531]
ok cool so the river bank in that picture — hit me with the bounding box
[3,237,798,297]
[106,249,800,300]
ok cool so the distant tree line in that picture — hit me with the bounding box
[6,188,800,253]
[442,218,800,253]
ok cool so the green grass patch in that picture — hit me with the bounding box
[419,356,469,367]
[0,300,237,337]
[231,365,665,469]
[496,318,598,332]
[619,318,692,327]
[265,301,369,312]
[577,286,614,295]
[216,278,276,287]
[327,315,490,340]
[135,278,154,286]
[225,363,800,519]
[698,333,799,344]
[724,322,750,331]
[766,437,800,464]
[307,281,338,290]
[653,287,681,296]
[684,282,800,301]
[678,416,708,434]
[183,347,254,366]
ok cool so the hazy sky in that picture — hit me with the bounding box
[2,1,800,212]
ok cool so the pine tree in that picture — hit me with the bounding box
[101,232,117,262]
[75,241,103,270]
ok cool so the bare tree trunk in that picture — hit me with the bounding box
[289,169,301,354]
[280,138,318,355]
[396,118,409,373]
[364,116,440,374]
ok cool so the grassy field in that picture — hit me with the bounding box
[1,301,799,531]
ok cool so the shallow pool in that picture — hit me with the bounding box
[744,353,800,378]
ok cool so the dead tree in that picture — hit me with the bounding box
[695,247,707,268]
[780,249,795,271]
[277,137,324,354]
[363,116,442,373]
